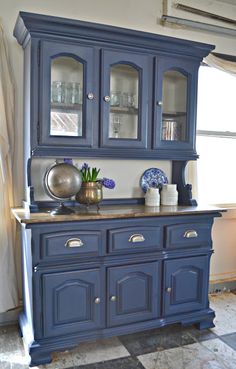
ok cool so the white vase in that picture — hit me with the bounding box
[161,184,178,206]
[145,188,160,207]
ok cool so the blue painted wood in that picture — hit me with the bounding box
[39,41,96,148]
[13,11,214,163]
[20,306,216,366]
[100,49,151,149]
[40,230,103,261]
[163,255,210,316]
[108,261,160,327]
[153,56,199,153]
[165,221,213,249]
[29,145,199,160]
[41,268,103,337]
[14,12,214,59]
[108,226,162,254]
[172,160,198,206]
[18,211,220,366]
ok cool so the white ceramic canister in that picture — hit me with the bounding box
[145,187,160,207]
[161,184,178,206]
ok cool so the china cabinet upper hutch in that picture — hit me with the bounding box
[14,12,214,159]
[13,12,214,207]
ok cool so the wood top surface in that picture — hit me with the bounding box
[11,204,225,225]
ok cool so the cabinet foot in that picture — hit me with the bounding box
[29,351,53,367]
[195,319,215,330]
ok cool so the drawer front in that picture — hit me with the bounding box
[40,230,102,261]
[108,226,162,254]
[165,223,212,249]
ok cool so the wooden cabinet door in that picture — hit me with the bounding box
[163,256,209,316]
[108,262,160,327]
[41,268,103,337]
[39,40,96,152]
[153,56,199,157]
[100,49,152,149]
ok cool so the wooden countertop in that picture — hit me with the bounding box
[11,204,225,225]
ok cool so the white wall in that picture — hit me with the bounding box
[211,210,236,282]
[1,0,236,282]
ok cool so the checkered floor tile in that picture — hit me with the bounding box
[1,292,236,369]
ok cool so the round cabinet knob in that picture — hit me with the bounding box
[166,287,172,293]
[94,297,101,304]
[87,92,94,100]
[156,101,163,106]
[104,95,111,102]
[110,295,116,302]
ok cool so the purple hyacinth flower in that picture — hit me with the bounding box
[64,158,73,165]
[102,177,115,189]
[81,162,89,171]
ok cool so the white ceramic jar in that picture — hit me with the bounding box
[145,187,160,207]
[161,184,178,206]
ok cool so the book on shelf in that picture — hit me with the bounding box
[162,119,181,141]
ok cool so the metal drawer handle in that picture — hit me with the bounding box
[110,295,116,302]
[183,230,198,238]
[128,234,145,243]
[65,238,84,248]
[166,287,172,293]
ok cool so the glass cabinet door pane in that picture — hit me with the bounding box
[161,70,187,142]
[109,64,139,139]
[50,56,83,137]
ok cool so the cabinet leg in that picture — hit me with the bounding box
[29,350,53,367]
[195,319,215,330]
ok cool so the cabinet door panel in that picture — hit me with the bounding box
[154,57,198,152]
[108,262,160,327]
[101,49,151,149]
[42,268,103,337]
[163,256,209,316]
[39,41,95,148]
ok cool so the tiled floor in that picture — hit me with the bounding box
[1,292,236,369]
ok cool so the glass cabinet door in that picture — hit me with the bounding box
[50,56,83,137]
[101,50,151,149]
[109,64,139,140]
[39,41,95,149]
[154,57,198,152]
[161,70,187,142]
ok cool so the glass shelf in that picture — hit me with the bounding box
[110,106,138,115]
[51,102,82,111]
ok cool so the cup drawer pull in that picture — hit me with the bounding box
[65,238,84,248]
[183,230,198,238]
[128,234,145,243]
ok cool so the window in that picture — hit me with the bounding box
[196,65,236,205]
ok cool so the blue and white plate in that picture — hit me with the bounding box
[140,168,168,193]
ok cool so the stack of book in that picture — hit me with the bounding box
[162,119,180,141]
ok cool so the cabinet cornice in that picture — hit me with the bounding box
[14,11,214,58]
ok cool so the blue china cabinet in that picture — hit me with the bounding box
[13,12,222,367]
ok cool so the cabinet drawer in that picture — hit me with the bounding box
[165,223,212,249]
[40,230,102,261]
[108,226,162,254]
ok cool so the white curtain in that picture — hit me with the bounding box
[204,53,236,76]
[186,53,236,202]
[0,23,18,312]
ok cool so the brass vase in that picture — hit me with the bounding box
[76,181,103,207]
